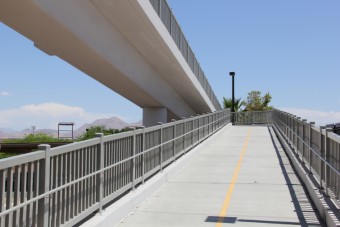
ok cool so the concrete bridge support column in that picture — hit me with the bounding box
[143,107,167,127]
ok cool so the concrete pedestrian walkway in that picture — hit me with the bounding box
[116,126,324,226]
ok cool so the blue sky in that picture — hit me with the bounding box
[1,0,340,130]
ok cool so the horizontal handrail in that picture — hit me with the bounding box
[274,117,340,176]
[272,108,340,200]
[0,113,230,218]
[0,109,230,226]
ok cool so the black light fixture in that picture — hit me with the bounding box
[229,72,235,124]
[229,72,235,113]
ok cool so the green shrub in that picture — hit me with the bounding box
[77,126,132,141]
[2,133,70,143]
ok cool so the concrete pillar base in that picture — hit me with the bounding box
[143,107,167,127]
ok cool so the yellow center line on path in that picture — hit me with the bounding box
[216,128,252,227]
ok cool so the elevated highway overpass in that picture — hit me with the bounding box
[0,0,221,126]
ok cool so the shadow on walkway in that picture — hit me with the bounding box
[267,126,325,227]
[205,126,325,226]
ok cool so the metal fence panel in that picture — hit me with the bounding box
[0,109,230,226]
[160,0,171,33]
[272,109,340,201]
[149,0,160,16]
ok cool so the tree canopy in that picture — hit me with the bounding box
[76,126,132,141]
[2,133,69,143]
[245,90,273,111]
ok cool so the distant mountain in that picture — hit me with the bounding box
[0,116,142,139]
[0,128,16,133]
[74,116,142,137]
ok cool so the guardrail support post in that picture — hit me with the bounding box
[158,123,163,171]
[202,115,206,139]
[319,126,326,189]
[142,127,146,184]
[130,128,136,190]
[292,115,297,152]
[283,112,286,134]
[302,119,307,164]
[324,128,332,197]
[296,117,301,157]
[191,116,194,148]
[181,117,186,151]
[95,133,104,213]
[38,144,51,227]
[172,120,176,162]
[285,113,290,143]
[309,122,315,173]
[291,114,294,144]
[288,114,292,145]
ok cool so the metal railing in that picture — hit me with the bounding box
[232,109,340,202]
[148,0,221,111]
[272,109,340,200]
[0,109,230,227]
[232,111,273,125]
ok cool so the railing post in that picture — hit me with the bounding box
[291,114,295,145]
[196,114,200,142]
[141,126,146,184]
[209,113,212,135]
[228,110,230,123]
[158,0,162,17]
[288,114,291,144]
[38,144,51,227]
[95,133,104,213]
[324,128,332,197]
[130,127,136,190]
[206,113,209,138]
[296,117,301,157]
[206,113,209,135]
[292,115,297,152]
[290,115,294,148]
[191,116,194,148]
[182,117,186,151]
[290,114,294,144]
[203,115,206,139]
[302,119,307,164]
[309,122,315,173]
[172,119,176,162]
[285,112,288,139]
[158,122,163,171]
[319,126,326,189]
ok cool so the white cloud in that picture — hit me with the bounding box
[280,107,340,126]
[0,103,113,130]
[0,91,11,96]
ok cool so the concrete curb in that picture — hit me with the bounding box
[273,125,340,227]
[80,123,232,227]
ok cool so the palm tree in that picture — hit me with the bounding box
[223,97,245,112]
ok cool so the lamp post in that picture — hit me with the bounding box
[229,72,235,112]
[229,72,235,124]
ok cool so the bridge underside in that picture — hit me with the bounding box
[0,0,216,126]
